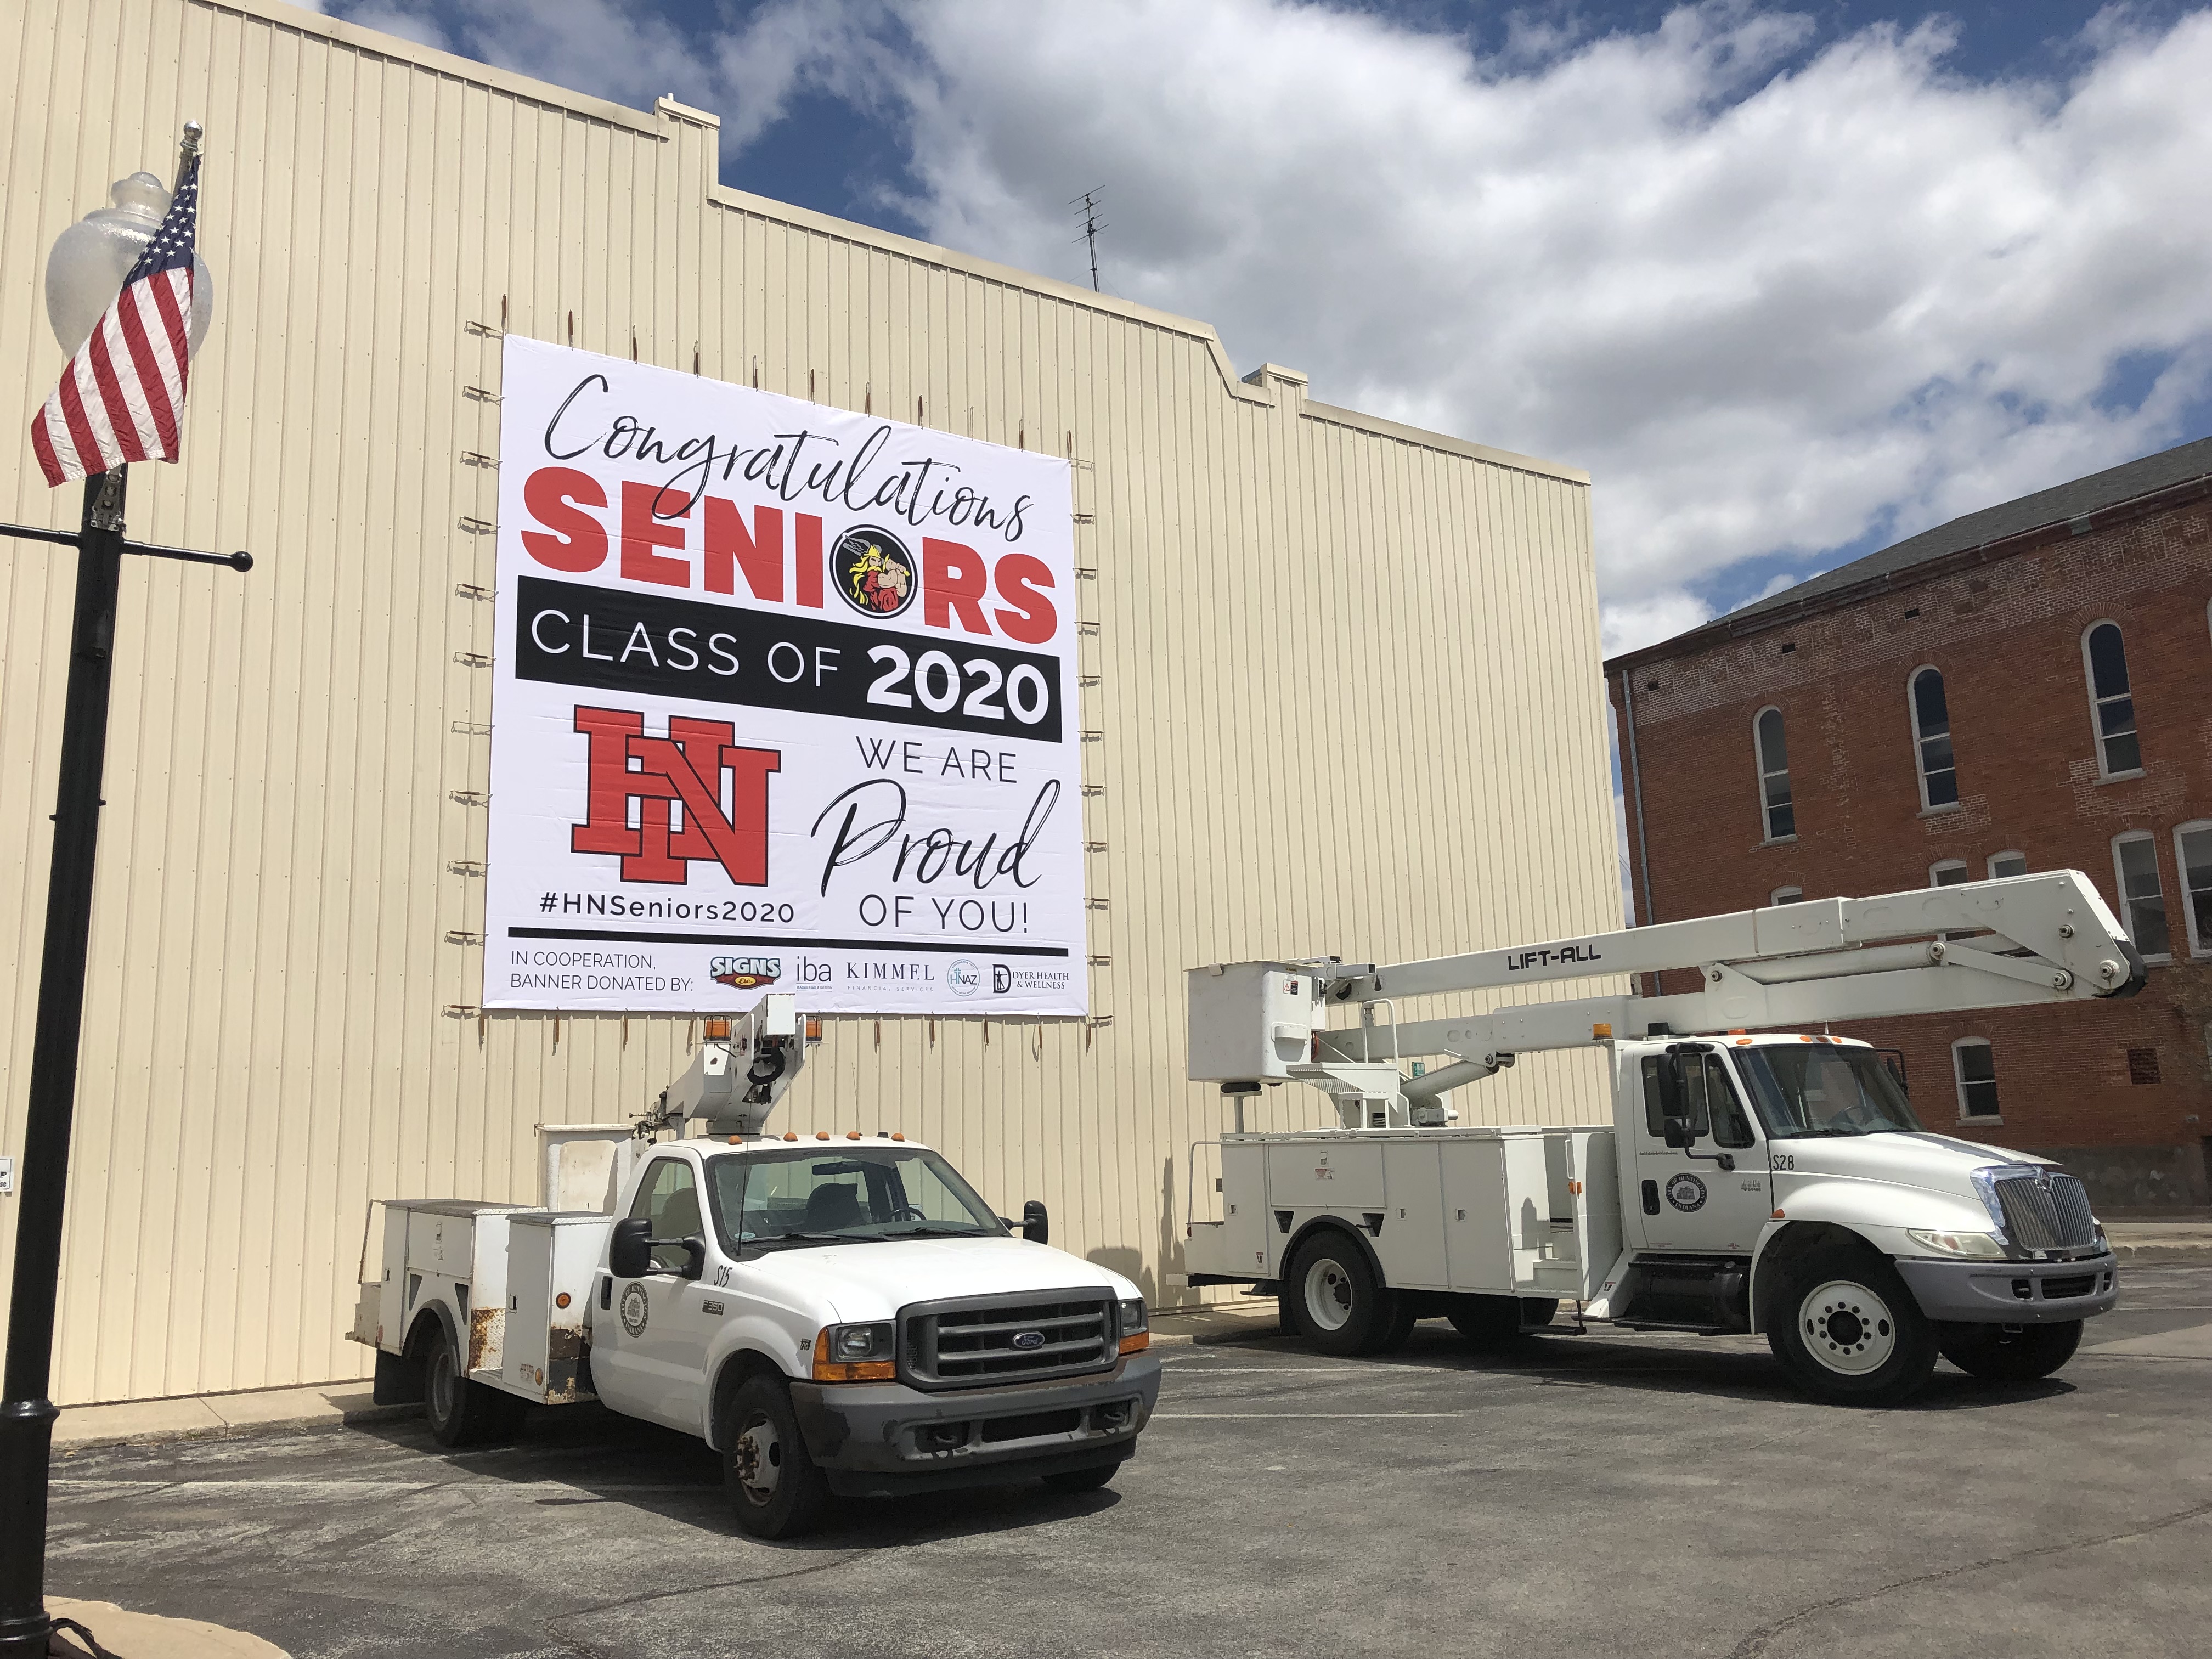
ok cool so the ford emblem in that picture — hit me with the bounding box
[1011,1330,1047,1351]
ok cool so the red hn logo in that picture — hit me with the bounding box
[571,707,779,885]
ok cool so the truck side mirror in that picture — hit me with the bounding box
[676,1236,707,1281]
[1662,1115,1699,1150]
[610,1216,652,1278]
[1022,1199,1049,1245]
[1655,1052,1688,1120]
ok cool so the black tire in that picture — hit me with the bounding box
[1448,1294,1527,1345]
[1765,1246,1938,1407]
[1041,1460,1120,1494]
[1939,1320,2083,1383]
[1284,1232,1401,1357]
[1520,1298,1559,1329]
[723,1374,835,1540]
[420,1323,525,1448]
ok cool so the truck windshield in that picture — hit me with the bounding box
[1734,1046,1925,1139]
[707,1147,1007,1251]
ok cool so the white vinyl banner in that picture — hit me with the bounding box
[483,338,1086,1016]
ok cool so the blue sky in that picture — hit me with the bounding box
[323,1,2212,653]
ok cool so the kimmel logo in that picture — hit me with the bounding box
[572,707,778,886]
[712,955,782,989]
[1505,943,1605,972]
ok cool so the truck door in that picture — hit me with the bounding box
[1631,1048,1769,1255]
[591,1154,721,1432]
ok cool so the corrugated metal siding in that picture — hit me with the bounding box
[1,0,1619,1405]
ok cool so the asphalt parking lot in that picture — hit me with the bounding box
[49,1262,2211,1659]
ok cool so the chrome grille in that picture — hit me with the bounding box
[1993,1171,2098,1252]
[901,1291,1114,1390]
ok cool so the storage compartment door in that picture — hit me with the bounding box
[1219,1142,1269,1280]
[1573,1131,1624,1302]
[1265,1140,1384,1211]
[1440,1138,1511,1294]
[1376,1142,1448,1291]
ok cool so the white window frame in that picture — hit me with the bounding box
[2111,830,2172,962]
[1769,886,1803,905]
[1752,705,1795,843]
[2080,620,2144,780]
[1950,1037,2001,1123]
[1987,850,2027,880]
[1929,859,1967,887]
[2173,820,2212,958]
[1906,664,1959,812]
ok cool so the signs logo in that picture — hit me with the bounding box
[712,956,782,990]
[1665,1173,1708,1212]
[619,1281,650,1337]
[833,525,917,618]
[570,707,779,886]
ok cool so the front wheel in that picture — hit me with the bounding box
[1765,1249,1937,1407]
[724,1375,834,1540]
[1939,1320,2082,1383]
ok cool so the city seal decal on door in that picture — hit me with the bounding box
[1664,1173,1708,1212]
[619,1281,651,1337]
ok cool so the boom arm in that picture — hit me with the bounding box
[1187,872,2145,1104]
[661,992,816,1138]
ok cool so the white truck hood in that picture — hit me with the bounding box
[754,1235,1139,1325]
[1776,1130,2051,1207]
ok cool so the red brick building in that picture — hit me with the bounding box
[1607,437,2212,1212]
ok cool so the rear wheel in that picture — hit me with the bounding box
[420,1323,524,1448]
[1286,1233,1402,1356]
[1448,1294,1527,1345]
[1765,1247,1937,1407]
[724,1374,834,1540]
[1939,1321,2082,1383]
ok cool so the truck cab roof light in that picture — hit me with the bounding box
[782,1131,798,1142]
[891,1132,906,1141]
[846,1130,862,1140]
[815,1130,831,1141]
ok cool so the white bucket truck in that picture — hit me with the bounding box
[350,996,1158,1537]
[1182,871,2143,1406]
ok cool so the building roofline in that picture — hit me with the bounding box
[1603,469,2212,678]
[211,0,1590,487]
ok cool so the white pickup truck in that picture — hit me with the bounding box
[351,999,1158,1537]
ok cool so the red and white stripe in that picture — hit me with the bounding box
[29,263,193,486]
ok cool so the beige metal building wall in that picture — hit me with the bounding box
[0,0,1621,1406]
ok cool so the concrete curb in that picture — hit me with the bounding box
[54,1384,410,1454]
[47,1595,290,1658]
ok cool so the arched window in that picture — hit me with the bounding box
[1951,1039,2000,1120]
[1909,667,1957,808]
[2112,831,2170,959]
[2082,622,2141,776]
[1769,886,1803,905]
[1929,860,1967,887]
[1753,707,1794,840]
[1988,851,2027,880]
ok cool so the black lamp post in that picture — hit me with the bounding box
[0,125,252,1659]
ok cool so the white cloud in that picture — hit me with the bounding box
[327,1,2212,659]
[868,1,2212,650]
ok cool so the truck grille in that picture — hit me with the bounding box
[1991,1170,2098,1252]
[901,1291,1114,1390]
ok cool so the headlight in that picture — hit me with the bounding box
[813,1322,896,1381]
[1906,1228,2007,1260]
[1118,1297,1149,1354]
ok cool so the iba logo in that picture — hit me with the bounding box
[834,525,917,618]
[712,956,781,990]
[1665,1173,1708,1212]
[571,707,778,886]
[619,1281,650,1338]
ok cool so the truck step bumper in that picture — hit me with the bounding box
[792,1352,1161,1488]
[1894,1252,2119,1324]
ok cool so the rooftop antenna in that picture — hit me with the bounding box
[1071,188,1107,292]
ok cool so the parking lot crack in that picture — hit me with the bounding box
[1728,1499,2212,1659]
[544,1550,862,1651]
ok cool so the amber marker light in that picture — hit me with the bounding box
[812,1325,896,1382]
[555,1293,571,1309]
[846,1130,862,1140]
[1772,1209,1787,1219]
[1591,1022,1613,1039]
[815,1130,831,1140]
[805,1018,822,1040]
[782,1131,798,1142]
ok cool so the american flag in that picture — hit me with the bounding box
[30,154,201,486]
